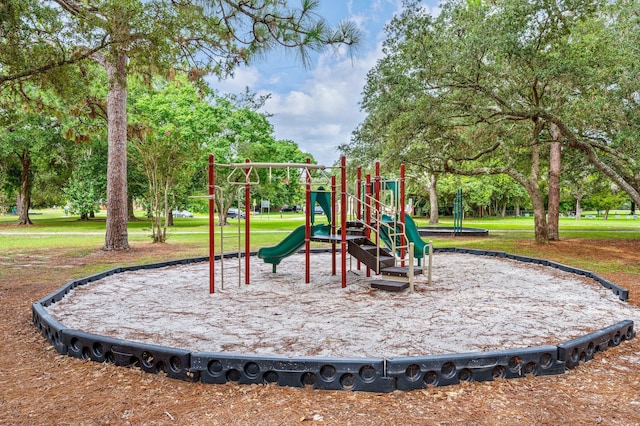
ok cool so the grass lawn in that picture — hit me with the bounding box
[2,207,638,277]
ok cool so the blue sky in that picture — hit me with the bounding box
[207,0,441,166]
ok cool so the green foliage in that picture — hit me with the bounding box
[196,91,313,223]
[129,75,217,242]
[0,111,73,221]
[437,174,530,217]
[63,156,100,220]
[2,0,362,89]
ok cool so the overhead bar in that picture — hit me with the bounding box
[219,162,328,170]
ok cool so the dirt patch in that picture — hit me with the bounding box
[2,239,640,425]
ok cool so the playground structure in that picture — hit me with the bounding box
[206,155,433,294]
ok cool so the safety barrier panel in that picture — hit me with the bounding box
[387,346,564,390]
[61,329,198,382]
[32,303,68,355]
[557,320,635,369]
[191,353,395,392]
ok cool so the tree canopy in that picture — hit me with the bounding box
[345,0,640,242]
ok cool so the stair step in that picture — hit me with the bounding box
[343,228,365,235]
[380,266,424,277]
[371,280,409,292]
[376,275,409,283]
[360,245,393,256]
[378,256,396,267]
[346,220,364,228]
[347,239,396,271]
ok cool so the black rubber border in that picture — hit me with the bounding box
[32,249,635,392]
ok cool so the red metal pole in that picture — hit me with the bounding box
[245,158,251,285]
[356,166,362,271]
[356,167,362,220]
[400,163,406,266]
[305,158,311,283]
[365,173,371,277]
[374,160,381,246]
[331,174,337,276]
[209,154,215,294]
[340,156,347,288]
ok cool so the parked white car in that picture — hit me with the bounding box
[172,210,194,218]
[227,208,246,219]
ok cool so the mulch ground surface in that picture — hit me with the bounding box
[1,239,639,425]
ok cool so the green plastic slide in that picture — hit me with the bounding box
[310,187,332,224]
[258,223,330,272]
[380,213,430,259]
[403,214,430,258]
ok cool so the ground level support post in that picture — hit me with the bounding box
[208,154,215,294]
[340,156,347,288]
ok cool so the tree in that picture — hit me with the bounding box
[587,181,629,220]
[11,0,360,250]
[348,0,639,243]
[491,175,529,218]
[63,153,101,220]
[406,170,439,224]
[0,0,109,88]
[128,75,224,242]
[0,111,70,225]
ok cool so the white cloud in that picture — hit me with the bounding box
[205,66,262,94]
[261,46,382,166]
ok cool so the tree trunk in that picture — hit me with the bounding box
[529,120,548,243]
[428,173,439,225]
[103,51,129,250]
[530,187,549,243]
[575,197,582,220]
[127,195,136,221]
[501,203,507,218]
[548,124,562,241]
[215,194,232,226]
[603,209,609,220]
[18,151,33,225]
[161,179,170,242]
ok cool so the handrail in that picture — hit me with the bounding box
[347,192,410,270]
